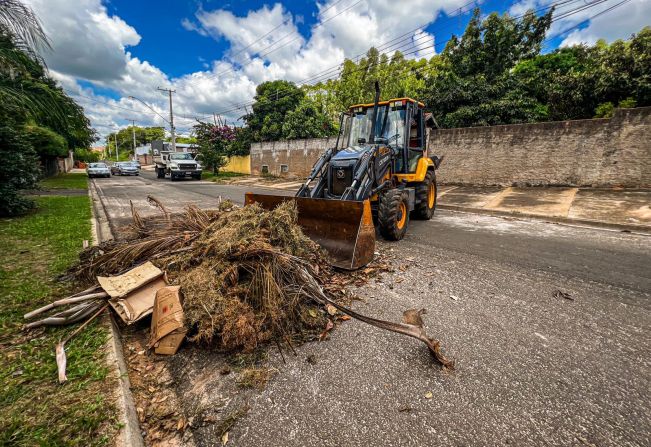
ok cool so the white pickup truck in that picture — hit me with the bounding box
[154,151,203,181]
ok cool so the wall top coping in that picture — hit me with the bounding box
[431,107,651,134]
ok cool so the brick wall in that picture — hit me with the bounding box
[250,107,651,187]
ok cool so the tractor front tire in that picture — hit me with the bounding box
[156,167,165,179]
[412,170,437,220]
[378,188,410,241]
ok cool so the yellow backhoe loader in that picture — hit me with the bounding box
[246,83,441,269]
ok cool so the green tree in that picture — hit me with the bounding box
[282,97,336,140]
[24,124,68,156]
[422,7,553,127]
[0,109,39,216]
[192,122,235,174]
[106,126,165,155]
[245,80,304,141]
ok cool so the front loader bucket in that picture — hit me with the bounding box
[245,193,375,270]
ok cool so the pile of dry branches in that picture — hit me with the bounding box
[62,197,453,368]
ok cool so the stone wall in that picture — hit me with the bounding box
[249,107,651,187]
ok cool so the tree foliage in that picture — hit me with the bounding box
[192,122,236,173]
[0,0,96,215]
[105,126,165,155]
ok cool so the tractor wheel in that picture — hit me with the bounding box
[156,167,165,179]
[378,188,410,241]
[412,170,437,220]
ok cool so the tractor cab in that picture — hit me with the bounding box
[337,98,430,174]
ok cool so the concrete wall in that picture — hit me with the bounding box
[249,107,651,187]
[250,137,336,178]
[432,107,651,187]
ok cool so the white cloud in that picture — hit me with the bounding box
[24,0,140,82]
[508,0,650,47]
[31,0,645,142]
[559,0,651,47]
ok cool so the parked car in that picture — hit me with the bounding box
[111,162,139,176]
[131,160,141,170]
[87,162,111,178]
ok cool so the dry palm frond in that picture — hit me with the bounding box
[147,194,170,221]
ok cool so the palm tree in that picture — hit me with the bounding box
[0,0,50,68]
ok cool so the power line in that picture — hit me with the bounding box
[208,0,624,117]
[187,0,367,86]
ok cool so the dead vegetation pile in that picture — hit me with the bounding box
[63,197,453,367]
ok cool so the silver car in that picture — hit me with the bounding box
[87,162,111,178]
[112,162,139,176]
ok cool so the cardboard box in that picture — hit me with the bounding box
[100,262,166,324]
[149,286,187,355]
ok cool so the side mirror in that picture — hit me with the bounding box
[375,137,388,145]
[357,137,366,144]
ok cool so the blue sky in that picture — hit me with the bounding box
[22,0,651,138]
[107,0,512,78]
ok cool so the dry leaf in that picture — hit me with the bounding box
[424,391,433,399]
[325,304,337,315]
[221,431,229,445]
[319,320,334,340]
[177,417,185,431]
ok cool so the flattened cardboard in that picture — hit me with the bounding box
[98,262,163,298]
[149,286,187,355]
[108,276,167,324]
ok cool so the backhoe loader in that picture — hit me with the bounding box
[246,83,441,270]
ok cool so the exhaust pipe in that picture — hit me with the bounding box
[368,81,381,144]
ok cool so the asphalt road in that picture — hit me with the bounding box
[92,171,651,446]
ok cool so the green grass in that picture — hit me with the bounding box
[0,196,117,446]
[40,173,89,190]
[202,171,247,182]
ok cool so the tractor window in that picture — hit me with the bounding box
[344,105,387,146]
[409,109,423,149]
[381,108,406,149]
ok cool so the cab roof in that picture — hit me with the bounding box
[349,97,425,109]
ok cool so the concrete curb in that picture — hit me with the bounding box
[88,180,144,447]
[437,204,651,235]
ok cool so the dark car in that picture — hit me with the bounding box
[111,162,139,176]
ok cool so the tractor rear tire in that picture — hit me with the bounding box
[412,170,436,220]
[378,188,410,241]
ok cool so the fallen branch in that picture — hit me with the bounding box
[24,301,104,329]
[237,248,455,369]
[24,292,108,320]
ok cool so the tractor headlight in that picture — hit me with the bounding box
[169,163,178,170]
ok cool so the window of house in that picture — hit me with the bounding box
[261,165,269,174]
[280,164,289,173]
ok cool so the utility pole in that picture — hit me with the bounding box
[157,87,176,152]
[113,132,119,162]
[124,118,137,157]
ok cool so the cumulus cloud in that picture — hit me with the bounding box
[558,0,651,47]
[30,0,641,141]
[508,0,649,47]
[24,0,140,82]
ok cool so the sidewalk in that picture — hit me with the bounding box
[226,177,651,232]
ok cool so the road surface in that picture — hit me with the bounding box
[93,171,651,447]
